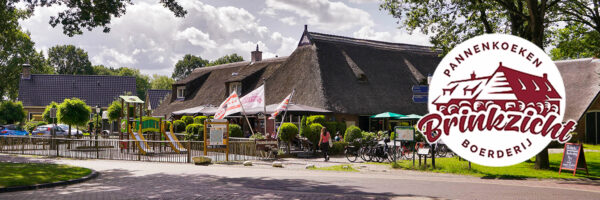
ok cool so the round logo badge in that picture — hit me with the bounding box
[417,34,577,167]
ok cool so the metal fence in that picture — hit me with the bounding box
[0,136,266,163]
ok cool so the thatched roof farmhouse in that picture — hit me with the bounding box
[154,25,441,131]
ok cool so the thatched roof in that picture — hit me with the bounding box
[556,58,600,121]
[155,29,441,117]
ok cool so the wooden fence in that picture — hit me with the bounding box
[0,136,267,163]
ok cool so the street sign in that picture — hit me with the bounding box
[412,85,429,93]
[50,108,57,118]
[102,111,109,120]
[412,95,428,103]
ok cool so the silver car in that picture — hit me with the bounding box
[32,124,82,137]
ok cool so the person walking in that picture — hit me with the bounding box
[318,127,331,161]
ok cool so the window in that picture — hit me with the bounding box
[177,86,185,99]
[229,82,242,95]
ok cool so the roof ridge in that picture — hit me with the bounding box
[29,74,136,78]
[308,32,438,53]
[191,56,289,73]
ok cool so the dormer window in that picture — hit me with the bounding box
[177,86,185,99]
[229,82,242,95]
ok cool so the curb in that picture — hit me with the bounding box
[0,170,99,193]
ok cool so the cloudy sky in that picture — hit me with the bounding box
[20,0,430,76]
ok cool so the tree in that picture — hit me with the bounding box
[0,101,26,124]
[4,1,186,37]
[559,1,600,34]
[380,0,564,169]
[208,53,244,66]
[278,123,298,154]
[92,65,118,76]
[107,100,122,121]
[42,101,59,123]
[172,54,209,80]
[150,74,174,90]
[57,98,91,138]
[550,23,600,60]
[117,67,151,99]
[48,45,93,75]
[0,5,46,100]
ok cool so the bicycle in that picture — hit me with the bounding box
[344,139,362,162]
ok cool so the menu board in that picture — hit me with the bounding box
[559,143,588,176]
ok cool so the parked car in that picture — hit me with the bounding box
[32,124,82,137]
[0,124,28,136]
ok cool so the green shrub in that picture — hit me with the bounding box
[306,115,326,126]
[336,122,347,136]
[180,116,194,125]
[25,121,48,134]
[300,116,307,135]
[185,124,204,140]
[278,123,298,142]
[194,116,208,125]
[166,121,172,130]
[250,133,265,140]
[323,122,337,135]
[344,125,362,143]
[330,141,348,155]
[362,131,376,141]
[306,123,323,147]
[173,120,186,133]
[390,131,396,140]
[0,101,27,125]
[279,123,298,153]
[228,124,243,137]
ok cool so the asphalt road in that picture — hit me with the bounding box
[1,156,599,199]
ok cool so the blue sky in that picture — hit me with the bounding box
[20,0,430,76]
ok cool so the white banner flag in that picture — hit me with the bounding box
[240,85,265,110]
[214,92,243,119]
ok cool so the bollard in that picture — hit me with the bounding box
[187,140,192,163]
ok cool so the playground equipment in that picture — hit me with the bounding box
[128,124,154,155]
[118,96,187,155]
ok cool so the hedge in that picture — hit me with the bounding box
[362,131,376,141]
[344,125,362,143]
[194,116,208,125]
[322,122,337,135]
[306,115,326,126]
[330,141,348,155]
[173,120,186,133]
[180,116,194,125]
[307,123,323,147]
[336,122,347,136]
[228,124,243,137]
[185,124,204,140]
[278,123,298,142]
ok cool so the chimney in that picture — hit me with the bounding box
[21,63,31,79]
[543,73,547,80]
[304,24,307,32]
[470,71,476,80]
[251,44,262,62]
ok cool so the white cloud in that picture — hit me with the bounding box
[92,48,136,67]
[279,17,297,26]
[264,0,374,31]
[175,27,217,49]
[348,0,380,4]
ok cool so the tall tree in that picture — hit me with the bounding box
[208,53,244,66]
[92,65,118,75]
[0,101,26,125]
[48,45,93,75]
[4,0,186,37]
[380,0,562,169]
[117,67,150,99]
[0,5,37,100]
[172,54,209,80]
[559,0,600,34]
[550,23,600,60]
[42,101,59,124]
[150,74,174,90]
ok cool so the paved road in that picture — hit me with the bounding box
[1,156,599,199]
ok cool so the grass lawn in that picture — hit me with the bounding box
[0,163,92,188]
[386,144,599,179]
[309,164,359,172]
